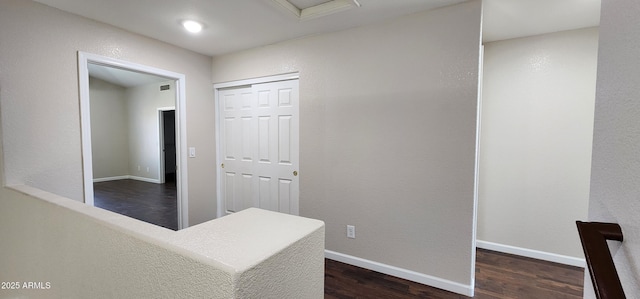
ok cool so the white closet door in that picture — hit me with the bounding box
[219,79,299,215]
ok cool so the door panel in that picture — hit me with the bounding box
[278,115,292,164]
[258,116,271,163]
[224,118,235,160]
[219,80,299,215]
[224,172,236,212]
[279,179,292,214]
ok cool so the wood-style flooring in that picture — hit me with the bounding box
[325,248,584,298]
[93,179,178,230]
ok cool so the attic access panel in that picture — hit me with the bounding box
[271,0,360,21]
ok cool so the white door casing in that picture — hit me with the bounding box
[216,77,299,216]
[78,51,189,229]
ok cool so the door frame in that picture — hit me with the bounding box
[213,72,299,218]
[78,51,189,229]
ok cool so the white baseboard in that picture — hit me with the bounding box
[129,176,161,184]
[476,240,585,268]
[93,175,161,184]
[93,176,129,183]
[325,250,474,297]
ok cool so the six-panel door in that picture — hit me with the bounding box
[219,80,299,215]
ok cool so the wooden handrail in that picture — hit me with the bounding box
[576,221,625,299]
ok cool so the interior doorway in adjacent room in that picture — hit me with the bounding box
[160,109,177,184]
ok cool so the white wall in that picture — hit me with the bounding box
[478,28,599,263]
[0,184,324,298]
[89,79,175,183]
[0,0,216,226]
[89,77,130,179]
[126,81,175,182]
[1,119,324,298]
[587,0,640,296]
[212,0,481,294]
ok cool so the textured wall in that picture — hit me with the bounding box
[479,28,598,259]
[89,78,130,179]
[125,81,175,182]
[0,0,216,226]
[0,186,234,298]
[0,184,324,298]
[212,0,481,288]
[170,208,326,299]
[89,79,176,182]
[587,0,640,296]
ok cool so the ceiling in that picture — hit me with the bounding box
[483,0,600,42]
[34,0,601,57]
[88,64,170,88]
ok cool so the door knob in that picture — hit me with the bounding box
[293,170,298,176]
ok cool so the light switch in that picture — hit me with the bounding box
[189,147,196,158]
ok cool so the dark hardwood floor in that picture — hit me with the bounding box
[93,178,178,230]
[325,248,584,298]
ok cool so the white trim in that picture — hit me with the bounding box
[176,70,189,229]
[476,240,586,268]
[324,250,474,297]
[93,176,130,183]
[129,176,162,184]
[78,53,94,206]
[158,107,176,185]
[93,176,161,184]
[78,51,189,229]
[467,43,485,297]
[214,88,222,219]
[213,72,300,219]
[213,72,299,90]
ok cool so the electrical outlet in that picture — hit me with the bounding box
[347,225,355,239]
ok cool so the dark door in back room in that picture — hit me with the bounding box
[162,110,176,183]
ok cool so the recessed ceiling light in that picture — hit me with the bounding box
[182,20,203,33]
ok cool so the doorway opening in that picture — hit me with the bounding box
[160,109,176,184]
[78,51,189,230]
